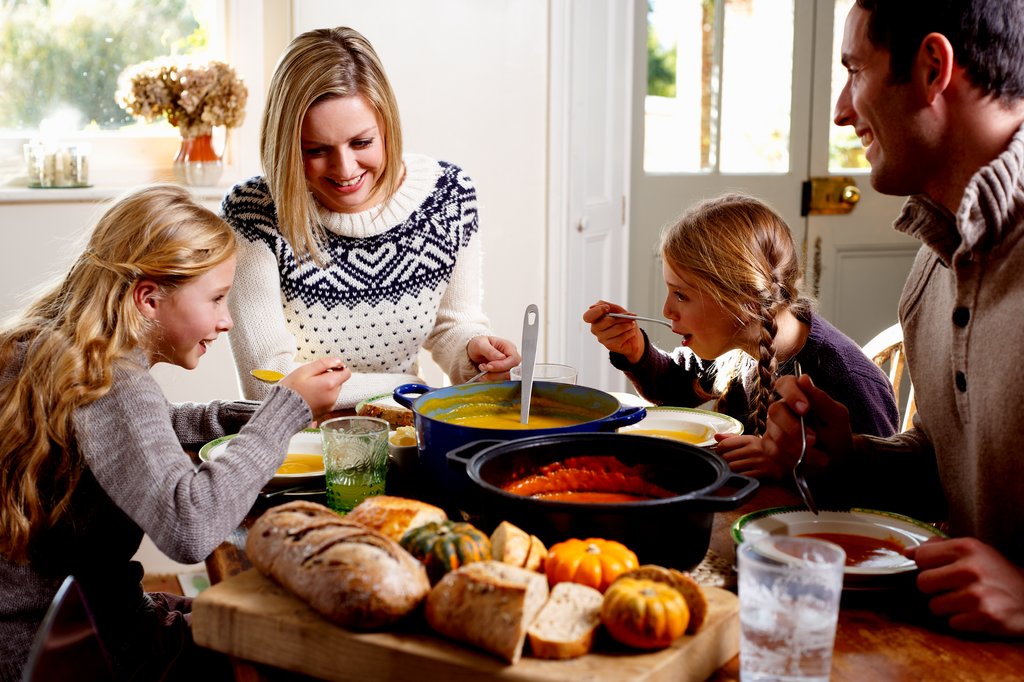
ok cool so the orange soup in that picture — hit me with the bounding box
[502,455,677,503]
[276,453,324,476]
[798,532,906,567]
[625,427,708,444]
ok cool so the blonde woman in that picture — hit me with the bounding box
[584,193,897,480]
[222,26,519,409]
[0,185,348,680]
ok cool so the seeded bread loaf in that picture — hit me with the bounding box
[246,500,430,629]
[345,495,447,542]
[615,564,708,633]
[527,581,604,659]
[425,560,549,663]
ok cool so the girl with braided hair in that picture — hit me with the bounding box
[0,184,349,680]
[584,193,897,480]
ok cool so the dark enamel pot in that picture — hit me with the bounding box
[393,382,645,505]
[447,433,759,570]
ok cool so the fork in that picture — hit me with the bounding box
[791,361,819,515]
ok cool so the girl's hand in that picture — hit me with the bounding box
[582,300,645,364]
[279,357,350,419]
[467,336,521,380]
[715,433,786,480]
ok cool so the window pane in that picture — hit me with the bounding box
[828,0,868,171]
[718,0,793,173]
[644,0,712,173]
[644,0,794,175]
[0,0,220,134]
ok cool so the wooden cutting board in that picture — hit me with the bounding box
[193,569,739,682]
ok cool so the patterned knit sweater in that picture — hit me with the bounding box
[0,347,311,681]
[222,154,492,409]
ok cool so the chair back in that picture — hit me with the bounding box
[21,575,113,682]
[862,322,916,432]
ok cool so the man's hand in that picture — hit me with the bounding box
[909,537,1024,637]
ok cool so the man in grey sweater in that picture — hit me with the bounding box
[764,0,1024,637]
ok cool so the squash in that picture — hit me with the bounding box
[601,577,690,649]
[400,520,492,583]
[545,538,639,593]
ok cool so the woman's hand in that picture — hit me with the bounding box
[715,433,786,480]
[582,300,645,364]
[467,335,521,380]
[908,537,1024,637]
[279,357,350,420]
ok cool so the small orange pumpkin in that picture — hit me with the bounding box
[545,538,639,592]
[601,577,690,649]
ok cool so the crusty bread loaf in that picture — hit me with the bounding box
[615,564,707,633]
[527,582,603,659]
[345,495,447,542]
[246,500,430,629]
[425,560,549,663]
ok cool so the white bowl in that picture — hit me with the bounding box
[199,429,323,490]
[618,406,743,447]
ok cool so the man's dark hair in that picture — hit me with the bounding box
[856,0,1024,101]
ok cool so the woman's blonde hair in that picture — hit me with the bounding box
[0,184,235,561]
[261,26,404,263]
[660,193,812,435]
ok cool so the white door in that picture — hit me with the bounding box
[625,0,918,378]
[549,0,632,390]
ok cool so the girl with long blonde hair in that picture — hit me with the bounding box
[585,193,897,479]
[0,184,349,680]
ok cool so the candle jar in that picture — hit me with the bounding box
[24,142,91,188]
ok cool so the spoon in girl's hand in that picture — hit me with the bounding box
[606,312,673,329]
[250,369,285,384]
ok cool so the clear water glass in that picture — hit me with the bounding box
[738,535,845,682]
[320,417,389,513]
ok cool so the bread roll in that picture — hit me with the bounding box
[615,564,707,633]
[246,500,429,629]
[425,560,549,663]
[524,534,548,572]
[345,495,447,541]
[527,582,603,659]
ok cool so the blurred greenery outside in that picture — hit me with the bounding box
[0,0,209,133]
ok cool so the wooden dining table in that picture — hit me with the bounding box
[203,478,1024,682]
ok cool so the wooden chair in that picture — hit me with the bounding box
[21,576,113,682]
[862,322,917,432]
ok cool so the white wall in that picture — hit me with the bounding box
[0,0,550,402]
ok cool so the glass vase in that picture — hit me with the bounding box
[173,134,223,187]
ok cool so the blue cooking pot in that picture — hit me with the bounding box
[393,381,645,508]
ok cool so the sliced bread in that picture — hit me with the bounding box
[527,581,604,659]
[524,534,548,572]
[615,564,708,634]
[491,520,531,567]
[425,560,549,663]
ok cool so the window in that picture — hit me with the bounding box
[644,0,794,174]
[0,0,226,186]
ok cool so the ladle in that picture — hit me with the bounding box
[519,304,539,425]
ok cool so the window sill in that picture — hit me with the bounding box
[0,182,234,205]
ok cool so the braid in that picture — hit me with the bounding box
[752,283,783,435]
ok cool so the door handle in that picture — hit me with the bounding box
[801,177,860,216]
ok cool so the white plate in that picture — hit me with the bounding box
[731,507,947,578]
[618,406,743,447]
[199,429,323,490]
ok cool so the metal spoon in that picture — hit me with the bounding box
[607,312,673,329]
[519,304,539,425]
[250,368,284,384]
[791,361,819,515]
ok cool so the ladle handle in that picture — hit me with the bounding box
[519,304,539,425]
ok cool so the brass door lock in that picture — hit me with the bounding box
[801,177,860,216]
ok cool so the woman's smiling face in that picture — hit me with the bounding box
[300,95,385,214]
[661,261,746,361]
